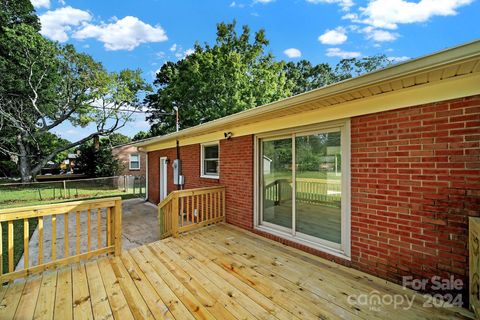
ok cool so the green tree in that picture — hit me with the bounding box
[132,131,151,141]
[0,6,150,181]
[334,55,391,81]
[103,133,131,147]
[76,142,121,177]
[146,21,291,135]
[284,60,338,95]
[146,21,391,135]
[0,0,40,31]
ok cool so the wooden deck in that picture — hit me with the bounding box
[0,223,474,320]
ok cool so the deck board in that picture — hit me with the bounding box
[85,261,113,320]
[0,223,474,320]
[54,267,72,320]
[14,275,42,319]
[34,271,56,320]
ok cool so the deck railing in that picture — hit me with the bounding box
[469,217,480,317]
[0,197,122,282]
[265,178,341,206]
[158,186,225,238]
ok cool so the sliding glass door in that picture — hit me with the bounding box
[262,137,293,231]
[295,131,342,244]
[258,122,349,255]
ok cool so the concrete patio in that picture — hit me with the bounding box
[16,198,158,270]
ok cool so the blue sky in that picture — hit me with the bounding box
[31,0,480,140]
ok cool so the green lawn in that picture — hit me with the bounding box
[1,219,38,275]
[0,183,145,275]
[0,183,145,209]
[264,170,341,184]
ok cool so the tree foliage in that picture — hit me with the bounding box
[0,2,150,181]
[146,21,391,136]
[145,21,292,135]
[103,133,131,147]
[0,0,40,31]
[132,131,150,141]
[76,142,121,177]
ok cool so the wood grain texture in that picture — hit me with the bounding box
[0,224,474,320]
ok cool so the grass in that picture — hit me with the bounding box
[1,219,38,275]
[0,193,140,275]
[264,170,341,184]
[0,182,145,275]
[0,183,145,209]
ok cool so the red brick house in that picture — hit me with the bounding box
[136,41,480,296]
[112,143,146,177]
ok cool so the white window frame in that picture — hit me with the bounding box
[129,153,141,170]
[200,141,220,179]
[253,119,351,260]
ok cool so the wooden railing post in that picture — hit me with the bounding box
[113,199,122,256]
[470,217,480,317]
[172,194,179,237]
[158,206,164,238]
[222,188,226,222]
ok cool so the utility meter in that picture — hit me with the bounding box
[172,159,183,185]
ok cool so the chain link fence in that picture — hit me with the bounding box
[0,175,146,209]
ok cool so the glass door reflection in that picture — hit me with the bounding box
[295,131,342,244]
[262,137,293,230]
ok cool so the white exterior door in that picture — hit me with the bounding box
[159,157,168,201]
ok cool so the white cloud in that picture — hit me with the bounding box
[170,43,177,51]
[362,26,398,42]
[342,13,358,20]
[283,48,302,58]
[318,27,348,45]
[360,0,474,30]
[388,56,410,62]
[326,47,361,58]
[31,0,50,9]
[230,1,245,7]
[39,6,91,42]
[255,0,275,3]
[184,48,195,56]
[150,67,161,80]
[74,16,168,51]
[306,0,354,11]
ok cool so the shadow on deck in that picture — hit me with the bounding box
[0,223,474,319]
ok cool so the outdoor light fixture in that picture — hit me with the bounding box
[224,132,233,140]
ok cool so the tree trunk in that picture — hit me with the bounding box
[19,154,32,182]
[16,134,33,182]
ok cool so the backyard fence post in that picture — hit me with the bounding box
[123,175,127,192]
[63,180,67,199]
[113,199,122,256]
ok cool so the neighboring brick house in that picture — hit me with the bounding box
[136,41,480,298]
[111,143,146,176]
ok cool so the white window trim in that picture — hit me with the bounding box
[253,119,351,260]
[159,156,168,201]
[129,153,141,170]
[200,141,220,179]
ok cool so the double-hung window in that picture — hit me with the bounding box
[129,153,140,170]
[201,142,219,178]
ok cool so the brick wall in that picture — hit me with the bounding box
[147,95,479,299]
[112,145,146,176]
[148,135,254,229]
[350,95,480,296]
[219,135,254,229]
